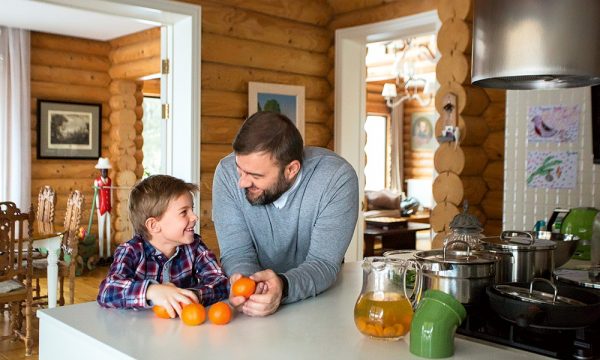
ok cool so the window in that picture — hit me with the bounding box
[364,115,388,191]
[141,97,162,177]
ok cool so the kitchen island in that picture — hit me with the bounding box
[37,262,550,360]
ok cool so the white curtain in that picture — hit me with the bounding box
[0,27,31,210]
[389,102,404,194]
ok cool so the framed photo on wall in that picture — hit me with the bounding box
[248,82,305,138]
[37,100,102,159]
[411,112,436,151]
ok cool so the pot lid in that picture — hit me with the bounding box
[415,246,496,266]
[482,231,556,250]
[494,278,586,306]
[553,266,600,290]
[449,202,482,233]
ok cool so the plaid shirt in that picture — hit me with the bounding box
[97,234,228,309]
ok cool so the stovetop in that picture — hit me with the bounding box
[456,304,600,359]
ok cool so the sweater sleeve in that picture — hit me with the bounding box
[282,162,359,303]
[212,159,262,276]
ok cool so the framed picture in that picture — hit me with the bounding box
[411,112,436,151]
[248,82,305,138]
[37,100,102,159]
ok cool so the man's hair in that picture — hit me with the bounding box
[128,175,198,239]
[233,111,304,167]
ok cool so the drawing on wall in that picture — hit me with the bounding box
[527,151,577,189]
[527,105,580,143]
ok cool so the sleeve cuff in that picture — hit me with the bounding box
[277,273,289,300]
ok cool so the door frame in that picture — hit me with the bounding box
[335,11,439,262]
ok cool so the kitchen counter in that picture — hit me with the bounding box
[37,262,550,360]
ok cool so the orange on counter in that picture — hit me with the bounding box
[208,302,232,325]
[231,277,256,299]
[152,305,172,319]
[181,303,206,326]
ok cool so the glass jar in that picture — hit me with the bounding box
[443,202,483,249]
[353,256,422,340]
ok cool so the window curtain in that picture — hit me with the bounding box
[389,102,403,194]
[0,27,31,209]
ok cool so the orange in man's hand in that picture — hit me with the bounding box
[181,303,206,326]
[208,301,233,325]
[231,277,256,299]
[152,305,172,319]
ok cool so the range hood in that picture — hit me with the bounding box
[472,0,600,89]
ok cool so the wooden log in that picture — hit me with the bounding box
[31,162,97,179]
[432,171,463,206]
[31,81,110,102]
[468,204,487,228]
[109,56,161,80]
[202,2,331,53]
[329,0,437,30]
[431,202,460,233]
[436,52,470,85]
[327,67,335,87]
[403,158,434,168]
[367,101,389,115]
[202,33,329,77]
[483,220,503,237]
[327,0,385,15]
[435,82,490,116]
[31,179,93,196]
[437,18,472,55]
[482,131,504,161]
[461,146,489,176]
[143,79,160,97]
[366,82,384,94]
[438,0,473,22]
[109,142,136,157]
[134,134,143,149]
[201,116,244,144]
[109,95,136,111]
[484,89,506,103]
[213,0,332,26]
[200,172,214,202]
[31,100,111,118]
[434,143,464,174]
[202,90,246,118]
[482,103,506,132]
[135,105,144,120]
[115,155,137,172]
[109,27,161,48]
[431,231,449,249]
[116,171,137,187]
[110,125,136,142]
[305,123,332,147]
[404,168,434,178]
[481,190,503,220]
[109,39,160,64]
[201,62,330,100]
[483,161,504,191]
[201,144,233,172]
[31,65,110,87]
[31,48,110,71]
[458,115,489,146]
[31,32,111,56]
[110,110,136,127]
[461,176,488,205]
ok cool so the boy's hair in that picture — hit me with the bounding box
[128,175,198,239]
[233,111,304,167]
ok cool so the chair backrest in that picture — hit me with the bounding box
[63,191,84,252]
[37,186,56,224]
[0,203,33,282]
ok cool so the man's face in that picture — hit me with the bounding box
[235,152,295,205]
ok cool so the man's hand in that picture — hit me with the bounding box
[242,269,283,317]
[146,283,198,318]
[229,272,270,312]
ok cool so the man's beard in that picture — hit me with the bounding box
[245,169,292,206]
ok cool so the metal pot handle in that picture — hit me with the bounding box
[501,230,534,245]
[529,278,558,303]
[443,239,471,260]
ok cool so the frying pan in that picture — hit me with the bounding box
[486,278,600,329]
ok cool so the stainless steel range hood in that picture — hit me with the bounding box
[472,0,600,89]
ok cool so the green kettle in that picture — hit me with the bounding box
[561,207,599,260]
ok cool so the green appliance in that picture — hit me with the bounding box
[561,207,599,260]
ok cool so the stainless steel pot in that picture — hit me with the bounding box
[414,240,498,304]
[481,231,556,284]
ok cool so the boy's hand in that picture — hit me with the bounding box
[147,283,198,318]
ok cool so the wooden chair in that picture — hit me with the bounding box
[32,190,84,306]
[0,205,34,356]
[36,186,56,234]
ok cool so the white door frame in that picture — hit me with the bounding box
[335,11,439,262]
[41,0,201,186]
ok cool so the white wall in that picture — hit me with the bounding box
[504,87,600,230]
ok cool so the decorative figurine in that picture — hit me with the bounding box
[94,157,113,266]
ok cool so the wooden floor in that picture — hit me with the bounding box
[1,266,109,359]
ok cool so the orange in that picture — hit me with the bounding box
[181,303,206,326]
[231,277,256,299]
[152,305,172,319]
[208,301,232,325]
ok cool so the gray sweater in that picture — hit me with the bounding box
[212,147,359,303]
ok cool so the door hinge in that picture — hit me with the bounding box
[161,59,170,75]
[161,103,170,120]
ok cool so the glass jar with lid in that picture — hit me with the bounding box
[443,202,484,249]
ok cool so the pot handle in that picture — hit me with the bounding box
[443,240,471,260]
[501,230,534,245]
[529,278,558,303]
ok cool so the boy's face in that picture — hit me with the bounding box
[151,192,197,246]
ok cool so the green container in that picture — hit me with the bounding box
[561,207,598,260]
[409,290,466,359]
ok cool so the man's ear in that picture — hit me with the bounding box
[145,217,160,234]
[285,160,301,180]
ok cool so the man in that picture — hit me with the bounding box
[212,111,359,317]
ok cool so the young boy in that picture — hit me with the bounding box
[97,175,228,318]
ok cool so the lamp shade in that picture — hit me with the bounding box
[381,83,397,98]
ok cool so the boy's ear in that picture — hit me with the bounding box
[145,217,160,234]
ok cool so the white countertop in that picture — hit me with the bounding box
[37,262,551,360]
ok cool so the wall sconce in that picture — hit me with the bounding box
[382,78,433,108]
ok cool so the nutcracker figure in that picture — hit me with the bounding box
[94,157,113,265]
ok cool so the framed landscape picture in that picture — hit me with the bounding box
[248,82,305,138]
[37,100,102,159]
